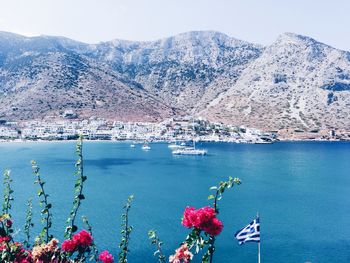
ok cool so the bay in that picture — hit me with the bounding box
[0,141,349,262]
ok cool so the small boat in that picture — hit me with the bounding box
[254,140,272,144]
[142,144,151,151]
[168,143,184,149]
[130,144,135,148]
[172,140,207,155]
[172,147,207,155]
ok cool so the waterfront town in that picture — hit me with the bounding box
[0,116,348,143]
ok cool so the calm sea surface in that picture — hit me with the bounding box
[0,141,349,262]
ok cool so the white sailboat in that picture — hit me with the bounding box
[141,143,151,151]
[172,140,207,155]
[168,141,185,149]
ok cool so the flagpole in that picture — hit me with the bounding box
[257,211,260,263]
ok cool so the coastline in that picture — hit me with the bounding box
[1,138,349,144]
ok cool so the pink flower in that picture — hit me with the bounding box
[169,243,193,263]
[99,250,114,263]
[193,207,216,229]
[73,230,93,247]
[181,206,223,236]
[61,239,77,252]
[202,217,223,236]
[0,236,11,243]
[182,207,196,228]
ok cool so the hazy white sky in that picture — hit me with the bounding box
[0,0,349,50]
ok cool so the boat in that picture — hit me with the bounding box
[172,147,207,155]
[254,138,274,144]
[168,142,185,149]
[130,144,135,148]
[172,140,207,155]
[254,140,272,144]
[168,144,183,149]
[141,144,151,151]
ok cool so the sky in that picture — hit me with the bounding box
[0,0,349,50]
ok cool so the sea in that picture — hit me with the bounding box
[0,141,349,263]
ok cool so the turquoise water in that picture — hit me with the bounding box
[0,141,349,262]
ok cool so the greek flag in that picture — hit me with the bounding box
[235,217,260,245]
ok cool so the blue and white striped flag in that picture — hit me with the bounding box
[234,217,260,245]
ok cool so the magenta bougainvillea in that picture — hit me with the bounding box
[98,250,115,263]
[182,206,223,236]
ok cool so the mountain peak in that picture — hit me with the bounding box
[274,32,332,49]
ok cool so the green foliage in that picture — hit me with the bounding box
[208,176,241,212]
[148,230,166,263]
[65,136,86,239]
[118,195,134,263]
[1,171,14,261]
[23,198,34,248]
[31,160,53,244]
[2,170,13,217]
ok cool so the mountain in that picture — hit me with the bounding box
[0,32,178,121]
[0,30,349,132]
[85,31,262,112]
[201,33,350,131]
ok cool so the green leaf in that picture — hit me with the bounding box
[207,195,215,200]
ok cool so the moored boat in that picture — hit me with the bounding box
[142,144,151,150]
[172,147,207,155]
[172,140,207,155]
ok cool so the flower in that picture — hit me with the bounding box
[73,230,93,247]
[169,243,193,263]
[181,206,222,236]
[61,229,93,253]
[0,236,11,243]
[202,217,223,236]
[32,238,60,261]
[182,207,196,228]
[193,206,216,229]
[99,250,114,263]
[61,239,77,252]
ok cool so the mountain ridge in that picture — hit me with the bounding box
[0,30,349,131]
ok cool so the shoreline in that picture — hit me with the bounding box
[1,138,349,144]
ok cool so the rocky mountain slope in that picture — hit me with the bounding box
[86,31,262,112]
[0,32,178,121]
[0,31,349,131]
[202,33,350,131]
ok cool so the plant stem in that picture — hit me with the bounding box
[208,189,220,263]
[65,137,86,239]
[32,161,52,243]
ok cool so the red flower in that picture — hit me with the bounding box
[181,206,223,236]
[182,207,196,228]
[62,239,77,252]
[99,250,114,263]
[193,206,216,229]
[73,230,93,247]
[0,236,11,243]
[202,217,223,236]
